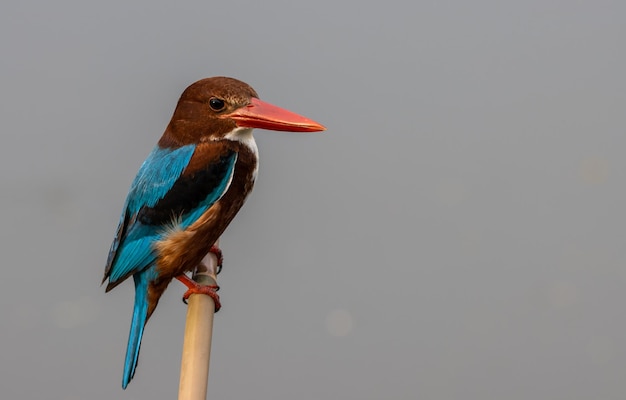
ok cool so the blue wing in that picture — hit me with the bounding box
[103,144,237,289]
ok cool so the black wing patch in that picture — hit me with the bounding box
[137,150,237,226]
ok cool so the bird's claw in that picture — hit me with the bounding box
[176,274,221,311]
[209,245,223,275]
[181,284,221,311]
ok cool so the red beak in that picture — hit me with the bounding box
[226,98,326,132]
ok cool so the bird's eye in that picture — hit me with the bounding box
[208,97,225,111]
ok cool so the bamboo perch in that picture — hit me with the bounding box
[178,240,220,400]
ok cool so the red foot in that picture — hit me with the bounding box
[209,245,224,274]
[176,274,221,312]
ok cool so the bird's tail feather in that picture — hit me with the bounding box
[122,270,151,389]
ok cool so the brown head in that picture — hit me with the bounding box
[160,77,325,147]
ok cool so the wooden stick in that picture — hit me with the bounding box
[178,240,220,400]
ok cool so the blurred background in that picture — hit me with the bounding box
[1,1,625,399]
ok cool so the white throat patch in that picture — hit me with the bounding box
[223,127,259,181]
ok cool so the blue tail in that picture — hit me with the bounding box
[122,268,154,389]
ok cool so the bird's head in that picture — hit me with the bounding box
[161,77,325,147]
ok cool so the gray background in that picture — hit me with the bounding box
[1,1,625,399]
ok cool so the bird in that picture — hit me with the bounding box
[102,76,325,389]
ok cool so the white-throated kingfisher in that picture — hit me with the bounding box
[102,77,325,389]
